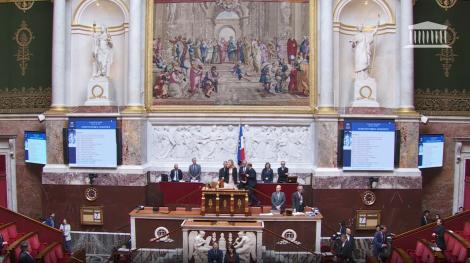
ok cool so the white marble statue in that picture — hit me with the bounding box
[92,25,113,78]
[350,16,379,80]
[189,230,212,263]
[233,231,256,262]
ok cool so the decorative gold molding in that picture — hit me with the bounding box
[13,20,34,77]
[395,107,419,116]
[316,107,337,115]
[0,0,47,3]
[144,0,317,114]
[435,20,458,78]
[0,87,51,114]
[435,0,457,11]
[415,89,470,116]
[14,0,34,12]
[122,105,146,113]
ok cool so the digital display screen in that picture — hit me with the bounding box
[25,131,47,165]
[418,134,444,169]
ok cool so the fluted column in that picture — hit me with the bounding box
[318,0,334,113]
[51,0,66,110]
[399,0,415,112]
[127,0,143,109]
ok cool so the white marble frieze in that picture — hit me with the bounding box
[147,123,315,172]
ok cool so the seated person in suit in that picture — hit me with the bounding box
[291,185,305,212]
[170,163,183,182]
[271,185,285,211]
[19,241,36,263]
[188,158,201,182]
[261,162,274,183]
[208,242,223,263]
[219,161,229,183]
[277,161,289,183]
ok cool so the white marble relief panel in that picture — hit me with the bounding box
[148,124,314,171]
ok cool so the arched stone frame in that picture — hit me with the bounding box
[69,0,130,106]
[214,23,240,40]
[333,0,396,35]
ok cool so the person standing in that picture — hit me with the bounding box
[271,185,285,211]
[338,234,354,262]
[238,160,248,188]
[170,164,183,182]
[227,159,238,185]
[188,158,201,182]
[18,241,36,263]
[43,213,56,228]
[287,36,297,63]
[219,161,229,183]
[261,162,274,183]
[208,242,223,263]
[291,185,304,212]
[421,210,430,226]
[242,163,259,206]
[277,161,289,183]
[372,226,386,261]
[60,219,72,253]
[224,245,240,263]
[433,219,446,251]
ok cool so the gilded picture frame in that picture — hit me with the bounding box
[145,0,316,113]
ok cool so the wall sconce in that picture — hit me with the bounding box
[368,177,379,189]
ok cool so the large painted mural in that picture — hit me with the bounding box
[150,0,311,107]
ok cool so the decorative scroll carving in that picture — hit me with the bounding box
[435,0,457,11]
[14,0,35,12]
[415,89,470,116]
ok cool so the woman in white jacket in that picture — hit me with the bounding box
[60,219,72,253]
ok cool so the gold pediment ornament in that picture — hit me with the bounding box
[13,20,34,76]
[14,0,34,12]
[435,0,457,11]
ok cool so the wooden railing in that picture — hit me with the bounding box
[6,232,36,263]
[392,247,414,263]
[0,206,63,245]
[35,242,60,263]
[392,210,470,250]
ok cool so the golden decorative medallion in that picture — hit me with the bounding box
[208,199,213,208]
[13,20,34,76]
[91,85,105,98]
[85,187,98,201]
[435,0,457,11]
[359,86,372,99]
[14,0,35,12]
[362,191,376,206]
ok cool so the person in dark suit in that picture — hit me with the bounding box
[271,185,286,211]
[433,219,446,250]
[228,159,238,185]
[188,158,201,182]
[241,163,259,205]
[208,242,223,263]
[43,213,55,228]
[346,228,356,253]
[219,161,230,183]
[224,245,240,263]
[238,160,248,185]
[338,234,354,262]
[170,164,183,182]
[0,232,7,256]
[291,185,304,212]
[421,210,430,226]
[277,161,289,183]
[372,226,386,260]
[18,241,36,263]
[261,162,274,183]
[339,222,347,235]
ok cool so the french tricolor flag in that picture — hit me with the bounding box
[237,125,246,164]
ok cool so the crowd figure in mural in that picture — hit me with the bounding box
[152,34,310,99]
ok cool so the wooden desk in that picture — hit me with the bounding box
[201,187,249,216]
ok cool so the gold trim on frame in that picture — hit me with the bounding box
[0,0,47,3]
[145,0,317,114]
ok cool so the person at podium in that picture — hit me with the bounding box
[292,185,305,212]
[188,158,201,182]
[240,162,259,206]
[219,161,229,183]
[170,164,183,182]
[228,159,238,185]
[261,162,274,183]
[277,161,289,183]
[271,185,285,212]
